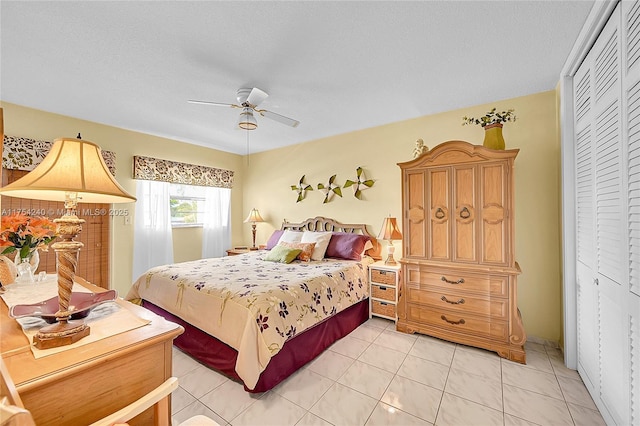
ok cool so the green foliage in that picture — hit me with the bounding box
[462,108,516,127]
[170,198,199,223]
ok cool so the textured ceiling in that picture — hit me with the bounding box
[0,1,594,155]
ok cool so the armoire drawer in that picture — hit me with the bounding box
[406,267,509,297]
[406,304,509,343]
[407,288,508,319]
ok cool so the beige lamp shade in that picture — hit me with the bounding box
[0,138,135,203]
[244,208,265,223]
[377,216,402,241]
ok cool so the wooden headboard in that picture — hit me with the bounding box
[281,216,381,260]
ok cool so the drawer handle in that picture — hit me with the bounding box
[435,207,446,219]
[441,276,465,285]
[441,296,465,305]
[460,207,471,219]
[441,315,466,325]
[378,286,387,290]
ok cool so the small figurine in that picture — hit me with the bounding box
[413,139,428,158]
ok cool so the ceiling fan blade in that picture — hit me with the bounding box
[188,100,239,108]
[259,109,300,128]
[246,87,269,107]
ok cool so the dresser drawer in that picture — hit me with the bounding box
[406,304,508,343]
[371,268,397,285]
[405,267,508,297]
[371,284,396,301]
[407,288,508,319]
[372,300,396,318]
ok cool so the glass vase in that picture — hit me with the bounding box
[13,249,40,278]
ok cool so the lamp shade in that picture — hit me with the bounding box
[238,107,258,130]
[244,208,264,223]
[0,138,135,203]
[377,216,402,241]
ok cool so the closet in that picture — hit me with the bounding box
[397,141,526,363]
[571,1,639,424]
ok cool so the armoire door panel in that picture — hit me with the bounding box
[427,168,450,261]
[480,163,508,265]
[453,165,476,263]
[406,171,426,258]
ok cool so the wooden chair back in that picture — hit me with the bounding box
[0,358,36,426]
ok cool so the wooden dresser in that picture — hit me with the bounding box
[397,141,526,363]
[0,278,184,425]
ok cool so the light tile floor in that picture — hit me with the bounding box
[171,318,606,426]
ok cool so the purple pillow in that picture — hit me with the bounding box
[266,230,285,250]
[325,232,371,261]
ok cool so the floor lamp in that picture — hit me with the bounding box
[0,137,136,349]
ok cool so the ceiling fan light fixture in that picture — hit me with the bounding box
[238,107,257,130]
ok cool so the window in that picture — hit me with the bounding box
[169,183,206,227]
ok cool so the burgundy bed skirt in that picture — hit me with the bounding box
[142,298,369,393]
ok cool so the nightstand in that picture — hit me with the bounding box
[368,261,400,322]
[226,248,251,256]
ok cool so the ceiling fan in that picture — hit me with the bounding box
[188,87,300,130]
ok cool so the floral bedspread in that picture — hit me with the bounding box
[126,251,371,390]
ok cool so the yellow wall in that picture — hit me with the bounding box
[1,102,245,296]
[243,90,562,342]
[2,89,563,342]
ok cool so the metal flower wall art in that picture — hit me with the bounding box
[291,175,313,202]
[317,175,343,204]
[344,167,374,199]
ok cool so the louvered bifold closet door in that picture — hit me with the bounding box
[573,47,599,395]
[593,5,630,424]
[623,1,640,425]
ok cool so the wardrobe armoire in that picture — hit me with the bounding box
[397,140,526,363]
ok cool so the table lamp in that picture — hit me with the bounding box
[377,216,402,265]
[0,137,136,349]
[244,208,264,250]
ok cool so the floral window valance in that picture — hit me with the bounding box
[2,135,117,176]
[133,155,234,188]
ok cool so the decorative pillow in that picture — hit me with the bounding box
[325,232,372,261]
[280,241,316,262]
[300,231,333,261]
[277,230,304,244]
[265,230,285,250]
[263,244,302,264]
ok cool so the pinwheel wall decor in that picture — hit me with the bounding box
[344,167,375,199]
[291,175,313,202]
[317,174,343,204]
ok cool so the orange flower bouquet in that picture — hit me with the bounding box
[0,213,58,261]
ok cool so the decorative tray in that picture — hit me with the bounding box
[9,290,118,323]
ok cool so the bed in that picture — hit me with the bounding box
[126,216,380,392]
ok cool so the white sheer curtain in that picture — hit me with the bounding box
[132,180,174,282]
[202,186,231,258]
